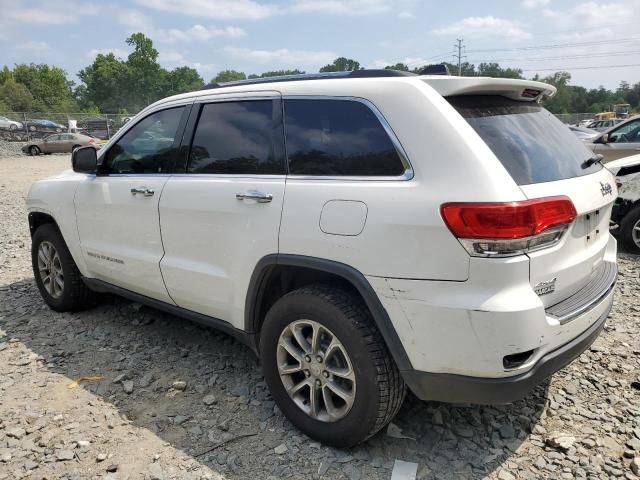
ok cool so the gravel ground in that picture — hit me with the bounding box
[1,154,639,480]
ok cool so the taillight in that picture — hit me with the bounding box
[88,139,95,144]
[441,196,577,257]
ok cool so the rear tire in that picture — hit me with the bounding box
[31,224,95,311]
[29,146,40,156]
[620,204,640,254]
[260,284,406,447]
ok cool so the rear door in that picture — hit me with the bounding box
[451,95,616,308]
[159,92,286,327]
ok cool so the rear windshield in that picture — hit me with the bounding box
[448,95,602,185]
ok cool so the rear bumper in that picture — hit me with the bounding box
[403,294,611,403]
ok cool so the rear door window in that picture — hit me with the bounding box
[284,98,407,177]
[187,100,285,175]
[448,95,602,185]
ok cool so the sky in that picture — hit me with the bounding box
[1,0,639,89]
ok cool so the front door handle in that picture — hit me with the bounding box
[236,190,273,203]
[131,187,155,197]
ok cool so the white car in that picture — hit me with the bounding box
[26,71,618,447]
[0,115,23,130]
[607,154,640,253]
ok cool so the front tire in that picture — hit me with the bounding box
[620,204,640,254]
[31,224,95,311]
[29,146,40,156]
[260,284,406,447]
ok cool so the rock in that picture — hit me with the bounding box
[547,433,576,451]
[499,423,516,439]
[387,422,415,440]
[454,426,474,438]
[24,460,38,470]
[96,453,107,462]
[77,440,90,447]
[318,460,333,476]
[498,469,516,480]
[627,437,640,451]
[202,394,217,406]
[172,381,187,391]
[113,373,126,384]
[139,373,155,388]
[106,464,118,472]
[123,380,134,394]
[274,444,288,455]
[148,462,165,480]
[6,428,26,439]
[432,410,444,426]
[631,457,640,476]
[56,450,74,461]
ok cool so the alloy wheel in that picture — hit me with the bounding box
[277,319,356,422]
[37,241,64,298]
[632,218,640,248]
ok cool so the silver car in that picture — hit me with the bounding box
[0,116,23,130]
[587,115,640,162]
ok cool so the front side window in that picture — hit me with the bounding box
[188,100,285,175]
[284,99,406,176]
[104,107,185,174]
[610,119,640,143]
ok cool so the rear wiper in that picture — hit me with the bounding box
[582,154,603,169]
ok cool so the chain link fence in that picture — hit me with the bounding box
[0,112,135,142]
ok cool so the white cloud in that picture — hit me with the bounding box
[18,41,51,52]
[2,0,98,25]
[397,11,416,19]
[433,16,532,40]
[133,0,277,20]
[115,9,154,34]
[159,51,186,63]
[160,25,246,43]
[224,47,336,67]
[288,0,391,16]
[522,0,550,8]
[88,48,129,59]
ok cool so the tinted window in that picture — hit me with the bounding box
[610,119,640,143]
[104,107,184,174]
[449,95,602,185]
[284,99,406,176]
[188,100,285,175]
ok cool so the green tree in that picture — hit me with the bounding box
[125,33,165,109]
[540,71,572,114]
[319,57,362,72]
[258,69,304,77]
[78,53,131,113]
[212,70,247,84]
[164,66,204,96]
[477,62,523,79]
[439,62,475,76]
[13,63,76,111]
[384,63,409,72]
[0,66,12,85]
[0,78,34,111]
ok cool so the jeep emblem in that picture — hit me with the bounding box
[600,181,613,196]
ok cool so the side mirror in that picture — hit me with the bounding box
[72,146,98,174]
[597,134,609,144]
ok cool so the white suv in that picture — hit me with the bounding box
[26,70,618,447]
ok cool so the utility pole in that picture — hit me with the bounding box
[453,38,466,76]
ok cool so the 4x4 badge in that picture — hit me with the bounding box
[534,278,557,296]
[600,181,613,196]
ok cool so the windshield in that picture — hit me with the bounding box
[448,95,602,185]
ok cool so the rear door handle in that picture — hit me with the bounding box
[236,190,273,203]
[131,187,154,197]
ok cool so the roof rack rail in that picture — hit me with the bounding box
[203,69,417,89]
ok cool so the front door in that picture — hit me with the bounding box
[75,105,189,303]
[159,93,286,327]
[594,118,640,162]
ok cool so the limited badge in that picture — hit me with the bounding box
[534,277,557,296]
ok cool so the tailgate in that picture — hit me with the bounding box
[520,168,616,307]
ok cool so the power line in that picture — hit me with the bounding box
[453,39,466,75]
[521,63,640,72]
[466,37,640,53]
[468,49,640,63]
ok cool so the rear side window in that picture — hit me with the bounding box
[188,100,285,175]
[449,95,601,185]
[284,99,406,176]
